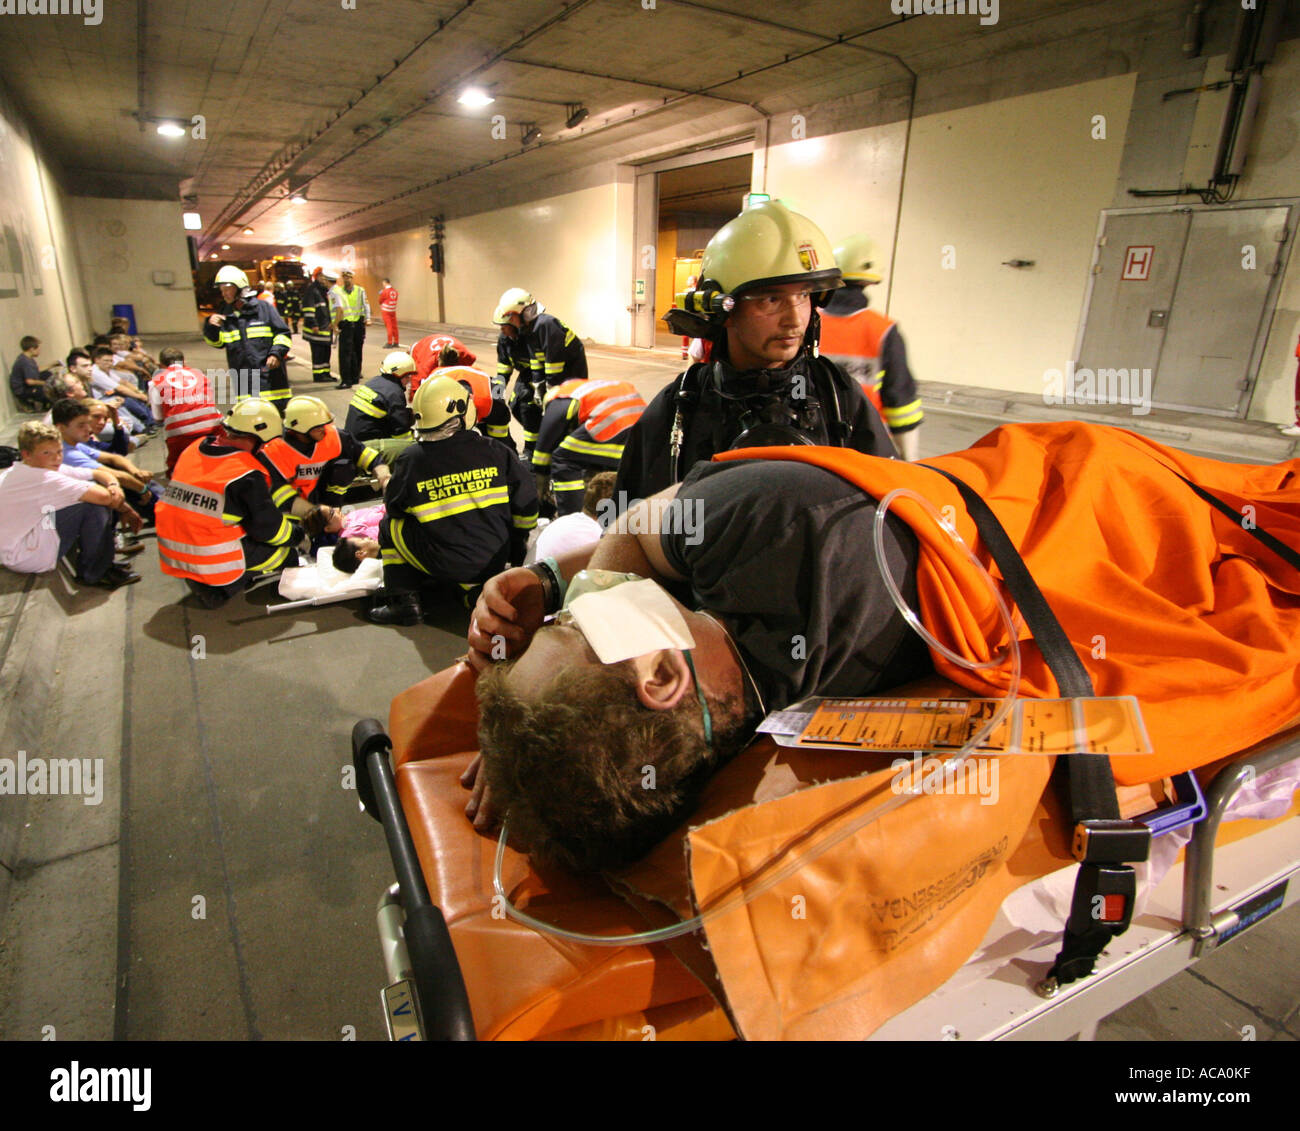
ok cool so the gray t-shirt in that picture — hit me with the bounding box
[660,459,933,712]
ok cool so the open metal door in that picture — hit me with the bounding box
[632,171,658,349]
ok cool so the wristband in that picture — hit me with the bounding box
[527,556,566,615]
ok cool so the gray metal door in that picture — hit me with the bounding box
[1078,211,1190,388]
[1153,206,1291,413]
[632,171,658,349]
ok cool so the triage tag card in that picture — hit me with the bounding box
[781,696,1150,755]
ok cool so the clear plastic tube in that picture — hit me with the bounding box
[493,485,1022,947]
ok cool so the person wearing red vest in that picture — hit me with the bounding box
[148,346,223,474]
[434,364,512,445]
[533,378,645,516]
[260,395,389,508]
[156,399,299,608]
[379,277,400,348]
[410,334,478,391]
[819,235,923,460]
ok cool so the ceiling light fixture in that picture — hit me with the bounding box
[457,87,494,108]
[221,243,231,250]
[565,105,589,130]
[182,212,202,230]
[242,227,254,235]
[156,120,186,138]
[521,124,541,145]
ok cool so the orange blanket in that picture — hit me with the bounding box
[718,423,1300,785]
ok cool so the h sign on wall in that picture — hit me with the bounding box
[1122,246,1153,281]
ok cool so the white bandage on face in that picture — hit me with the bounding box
[561,571,695,665]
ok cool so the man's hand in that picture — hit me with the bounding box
[461,753,499,832]
[127,464,150,483]
[375,466,392,490]
[117,504,143,534]
[266,355,281,369]
[207,313,225,327]
[465,568,546,673]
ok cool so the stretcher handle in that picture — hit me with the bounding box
[352,718,476,1041]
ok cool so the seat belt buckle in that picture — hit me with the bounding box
[1067,862,1138,933]
[1072,818,1152,864]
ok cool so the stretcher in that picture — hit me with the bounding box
[354,663,1300,1041]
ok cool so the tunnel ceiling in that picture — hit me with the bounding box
[0,0,1183,258]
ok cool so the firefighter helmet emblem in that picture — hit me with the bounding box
[796,241,819,271]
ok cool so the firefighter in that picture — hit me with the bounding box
[435,362,513,445]
[330,268,370,389]
[533,378,645,516]
[156,398,301,608]
[203,266,294,411]
[344,350,418,466]
[301,266,337,384]
[280,281,302,335]
[819,235,924,460]
[366,375,538,626]
[410,333,477,392]
[261,394,390,509]
[617,200,895,504]
[493,288,587,460]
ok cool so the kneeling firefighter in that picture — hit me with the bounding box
[261,394,390,510]
[615,200,895,504]
[344,350,419,467]
[156,399,313,607]
[367,375,539,625]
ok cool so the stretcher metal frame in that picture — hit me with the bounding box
[354,715,1300,1042]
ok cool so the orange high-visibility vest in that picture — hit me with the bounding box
[550,378,645,441]
[262,426,343,499]
[156,446,268,586]
[819,307,892,413]
[716,423,1300,785]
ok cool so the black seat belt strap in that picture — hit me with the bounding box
[922,465,1148,988]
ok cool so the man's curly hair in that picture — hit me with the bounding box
[476,655,738,873]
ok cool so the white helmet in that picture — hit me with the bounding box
[222,398,283,443]
[379,350,417,378]
[215,265,251,290]
[283,395,334,433]
[492,287,538,326]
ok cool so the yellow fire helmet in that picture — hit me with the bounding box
[379,350,417,378]
[283,395,334,433]
[214,265,251,290]
[665,201,842,338]
[833,234,884,285]
[412,374,477,435]
[492,287,538,325]
[222,397,283,442]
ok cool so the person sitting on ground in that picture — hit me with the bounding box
[84,399,131,457]
[52,399,162,524]
[90,346,156,433]
[527,470,617,564]
[0,421,142,589]
[9,335,54,411]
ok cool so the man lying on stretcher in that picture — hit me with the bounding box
[464,455,935,871]
[463,423,1300,875]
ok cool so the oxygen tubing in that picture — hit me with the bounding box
[493,486,1022,946]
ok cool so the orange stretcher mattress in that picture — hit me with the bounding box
[389,663,1300,1041]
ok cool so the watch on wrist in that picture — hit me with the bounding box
[526,557,565,615]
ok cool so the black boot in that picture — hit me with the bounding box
[365,591,422,626]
